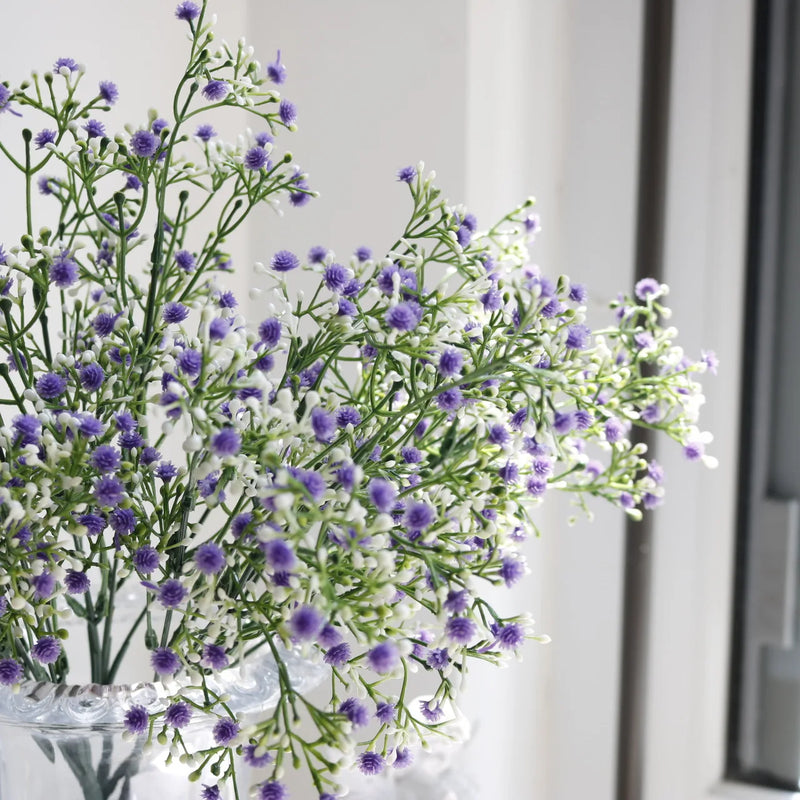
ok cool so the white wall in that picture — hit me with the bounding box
[246,0,468,286]
[465,2,642,798]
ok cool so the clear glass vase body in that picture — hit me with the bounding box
[0,718,236,800]
[0,649,326,799]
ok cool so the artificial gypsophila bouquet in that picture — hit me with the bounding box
[0,2,717,798]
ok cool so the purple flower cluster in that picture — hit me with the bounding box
[271,250,299,272]
[175,2,200,21]
[367,641,399,674]
[0,659,22,685]
[212,718,239,746]
[290,605,324,641]
[32,636,61,665]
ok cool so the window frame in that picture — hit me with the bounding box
[642,0,754,797]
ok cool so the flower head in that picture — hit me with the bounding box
[324,263,348,292]
[175,1,201,21]
[566,324,591,350]
[65,570,91,595]
[258,317,282,347]
[605,417,624,444]
[211,428,241,457]
[420,700,444,722]
[212,718,239,746]
[163,302,189,324]
[53,57,79,74]
[290,605,324,641]
[202,643,229,670]
[436,387,463,412]
[271,250,299,272]
[176,348,201,376]
[702,349,719,375]
[77,414,105,438]
[255,131,273,147]
[13,415,41,446]
[403,501,435,532]
[438,348,463,377]
[244,146,269,171]
[426,647,449,669]
[684,441,704,461]
[124,705,149,735]
[84,119,106,139]
[91,445,121,474]
[202,80,229,102]
[34,129,56,149]
[79,363,105,392]
[368,478,396,513]
[385,301,422,332]
[634,278,661,301]
[194,542,226,575]
[308,245,327,264]
[76,513,105,536]
[99,80,118,105]
[336,406,361,428]
[339,697,369,727]
[0,85,20,116]
[38,175,56,194]
[151,647,180,676]
[130,130,159,158]
[49,253,79,288]
[500,557,525,586]
[367,641,399,674]
[279,99,297,125]
[495,622,525,650]
[259,782,288,800]
[32,636,61,665]
[397,166,417,183]
[266,50,286,84]
[375,702,396,724]
[311,407,336,442]
[175,250,196,271]
[323,642,351,667]
[36,372,67,400]
[0,658,22,685]
[158,579,187,608]
[357,751,385,776]
[133,546,160,574]
[242,744,272,768]
[110,507,136,535]
[445,616,476,644]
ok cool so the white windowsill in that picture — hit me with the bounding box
[710,782,800,800]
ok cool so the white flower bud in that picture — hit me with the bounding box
[183,434,203,452]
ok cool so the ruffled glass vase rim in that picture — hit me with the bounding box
[0,646,327,731]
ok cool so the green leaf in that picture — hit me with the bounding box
[33,735,55,764]
[63,595,87,619]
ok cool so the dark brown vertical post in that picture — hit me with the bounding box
[616,2,674,798]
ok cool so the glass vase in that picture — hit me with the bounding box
[0,648,327,799]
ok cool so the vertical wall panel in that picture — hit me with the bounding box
[647,1,752,797]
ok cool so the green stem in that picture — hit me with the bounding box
[100,558,118,683]
[113,193,129,306]
[84,593,101,684]
[23,129,33,237]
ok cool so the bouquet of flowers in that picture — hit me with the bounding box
[0,2,715,798]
